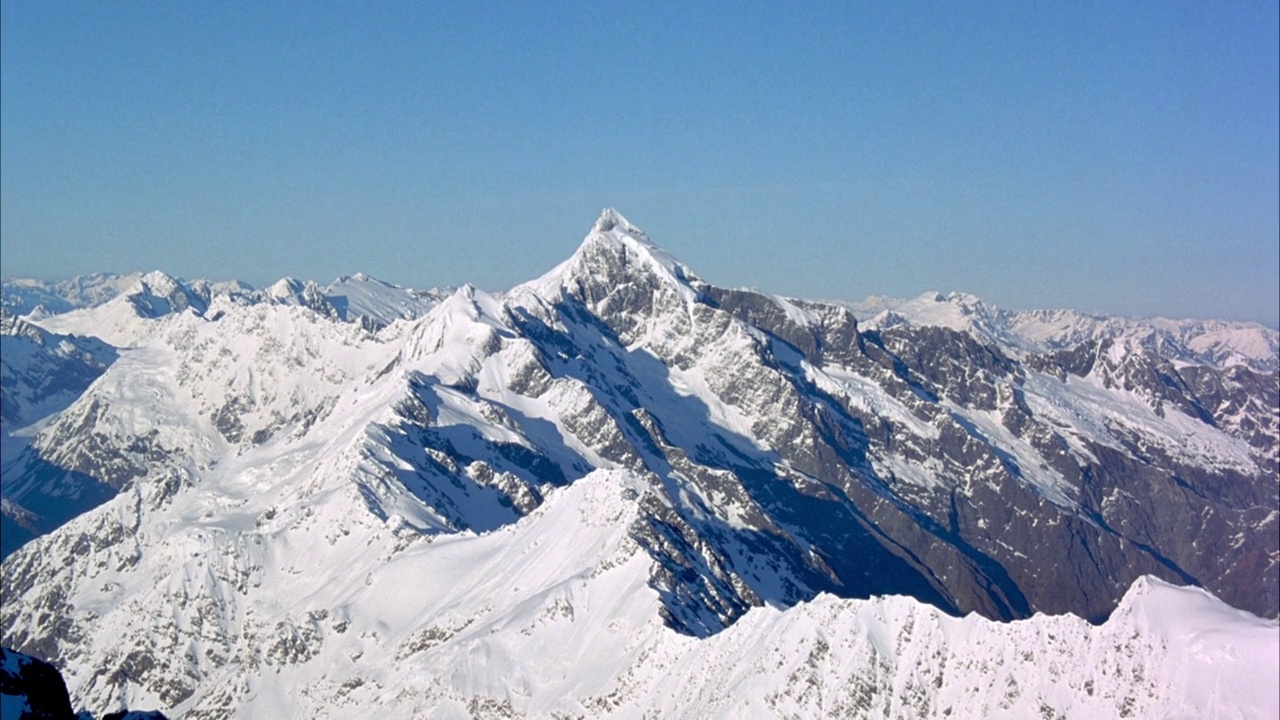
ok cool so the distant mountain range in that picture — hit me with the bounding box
[2,209,1276,718]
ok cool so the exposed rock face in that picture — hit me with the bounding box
[503,211,1277,625]
[0,209,1276,714]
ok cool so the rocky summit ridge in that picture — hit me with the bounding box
[0,209,1277,717]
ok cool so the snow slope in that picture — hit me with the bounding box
[324,273,445,329]
[851,291,1279,372]
[1,209,1277,718]
[5,467,1276,718]
[1,273,145,317]
[33,272,205,349]
[1,312,120,558]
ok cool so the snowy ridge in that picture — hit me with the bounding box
[324,273,445,329]
[523,207,704,308]
[850,291,1279,372]
[2,209,1277,717]
[35,291,184,349]
[1,273,145,317]
[10,269,444,349]
[1,312,117,434]
[32,301,393,481]
[4,465,1275,718]
[1,312,120,557]
[648,576,1279,720]
[31,271,211,348]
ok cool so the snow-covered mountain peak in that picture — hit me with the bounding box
[592,206,639,234]
[3,209,1278,718]
[523,209,704,325]
[944,290,981,304]
[120,270,208,320]
[851,291,1280,372]
[267,276,342,302]
[135,270,180,296]
[2,273,145,317]
[322,274,443,330]
[30,276,203,348]
[586,208,693,280]
[1115,575,1280,641]
[398,284,510,379]
[265,277,307,299]
[260,277,340,324]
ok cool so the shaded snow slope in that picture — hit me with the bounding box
[1,312,117,440]
[1,312,119,558]
[324,273,445,330]
[1,209,1277,718]
[4,467,1276,719]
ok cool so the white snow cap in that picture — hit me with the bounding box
[517,207,701,302]
[136,270,181,295]
[585,208,696,282]
[593,207,640,234]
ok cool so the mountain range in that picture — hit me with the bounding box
[1,209,1276,718]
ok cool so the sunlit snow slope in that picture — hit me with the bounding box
[2,209,1277,718]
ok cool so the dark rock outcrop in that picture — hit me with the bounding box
[1,646,75,719]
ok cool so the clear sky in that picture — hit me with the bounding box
[2,2,1277,327]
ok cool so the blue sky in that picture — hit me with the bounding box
[2,2,1277,326]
